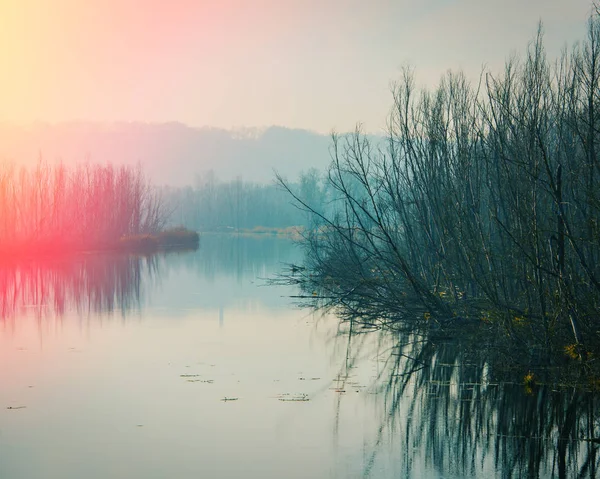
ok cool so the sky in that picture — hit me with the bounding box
[0,0,594,134]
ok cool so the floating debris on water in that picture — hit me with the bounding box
[277,393,310,402]
[180,374,200,378]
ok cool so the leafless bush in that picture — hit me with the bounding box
[0,161,167,249]
[280,16,600,355]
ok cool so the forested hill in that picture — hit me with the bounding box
[0,122,337,186]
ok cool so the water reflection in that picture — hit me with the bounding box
[0,236,351,479]
[151,235,301,315]
[2,236,597,478]
[164,234,299,281]
[0,235,298,323]
[335,322,600,478]
[0,254,157,321]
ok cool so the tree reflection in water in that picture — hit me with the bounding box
[0,253,160,321]
[334,320,599,478]
[0,236,296,323]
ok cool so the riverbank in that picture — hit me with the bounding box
[115,228,200,252]
[0,227,200,259]
[200,226,303,239]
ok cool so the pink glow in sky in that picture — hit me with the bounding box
[0,0,594,133]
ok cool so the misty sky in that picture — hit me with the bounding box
[0,0,593,133]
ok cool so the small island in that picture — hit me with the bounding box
[0,162,199,259]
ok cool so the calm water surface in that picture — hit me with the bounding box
[0,236,597,478]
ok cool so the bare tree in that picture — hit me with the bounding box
[279,14,600,360]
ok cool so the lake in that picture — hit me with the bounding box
[0,235,597,478]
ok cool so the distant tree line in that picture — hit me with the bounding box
[280,17,600,358]
[163,169,328,231]
[0,161,166,251]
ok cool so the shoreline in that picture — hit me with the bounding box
[198,226,303,238]
[0,228,200,260]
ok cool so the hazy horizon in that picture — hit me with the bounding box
[0,121,339,185]
[0,0,594,134]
